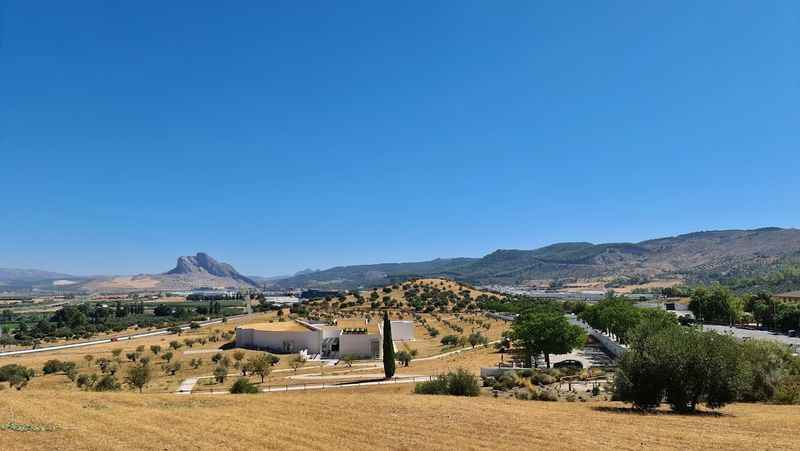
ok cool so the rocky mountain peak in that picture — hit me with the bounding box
[165,253,257,286]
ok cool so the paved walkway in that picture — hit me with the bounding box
[176,377,200,395]
[191,375,431,395]
[182,349,224,355]
[175,342,496,394]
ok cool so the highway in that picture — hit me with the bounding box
[702,324,800,349]
[0,313,253,358]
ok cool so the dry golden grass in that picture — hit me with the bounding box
[1,312,306,393]
[400,313,506,358]
[4,310,509,394]
[1,387,799,450]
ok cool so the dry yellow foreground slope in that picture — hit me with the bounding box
[1,386,799,450]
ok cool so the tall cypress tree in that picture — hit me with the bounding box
[382,312,396,379]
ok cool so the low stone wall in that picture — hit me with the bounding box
[569,317,626,358]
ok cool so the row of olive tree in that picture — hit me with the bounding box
[614,315,800,411]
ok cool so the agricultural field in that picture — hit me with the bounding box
[0,307,510,395]
[0,312,322,393]
[2,386,799,450]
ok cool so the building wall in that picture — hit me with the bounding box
[235,328,321,354]
[389,321,415,341]
[235,328,254,348]
[339,333,381,359]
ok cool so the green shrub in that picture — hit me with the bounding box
[230,378,259,394]
[737,340,800,402]
[76,373,96,390]
[531,372,556,386]
[773,376,800,404]
[42,360,64,375]
[440,335,460,346]
[614,325,740,412]
[93,374,120,392]
[414,376,449,395]
[415,369,479,397]
[537,388,559,401]
[544,368,562,379]
[0,364,35,390]
[492,372,518,391]
[446,368,480,396]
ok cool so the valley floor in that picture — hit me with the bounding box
[2,386,799,450]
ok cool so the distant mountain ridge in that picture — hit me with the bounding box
[0,268,76,283]
[5,228,800,293]
[0,253,259,293]
[273,228,800,289]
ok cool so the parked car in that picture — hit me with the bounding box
[553,359,583,370]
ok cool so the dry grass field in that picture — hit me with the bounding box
[1,312,327,393]
[1,386,799,450]
[2,309,507,394]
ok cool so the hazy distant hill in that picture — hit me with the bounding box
[274,228,800,289]
[0,268,76,283]
[6,228,800,293]
[273,258,478,290]
[0,268,83,291]
[0,253,260,293]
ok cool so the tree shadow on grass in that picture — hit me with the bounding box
[591,406,730,417]
[337,377,391,386]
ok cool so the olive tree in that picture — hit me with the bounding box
[510,304,586,368]
[125,363,152,393]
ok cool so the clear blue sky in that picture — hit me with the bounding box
[1,1,799,276]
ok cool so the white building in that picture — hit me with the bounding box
[235,317,414,360]
[387,320,415,341]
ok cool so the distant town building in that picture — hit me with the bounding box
[775,292,800,303]
[299,289,341,300]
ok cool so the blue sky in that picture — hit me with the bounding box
[1,1,799,276]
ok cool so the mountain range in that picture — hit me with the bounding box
[0,253,259,293]
[272,227,800,290]
[3,228,800,293]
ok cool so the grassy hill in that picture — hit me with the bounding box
[3,387,800,450]
[302,278,502,315]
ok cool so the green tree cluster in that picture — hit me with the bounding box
[510,302,586,368]
[615,315,800,411]
[688,285,743,325]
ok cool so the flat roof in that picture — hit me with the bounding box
[239,321,315,333]
[777,292,800,298]
[337,318,379,334]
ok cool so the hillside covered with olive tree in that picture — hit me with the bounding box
[274,228,800,290]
